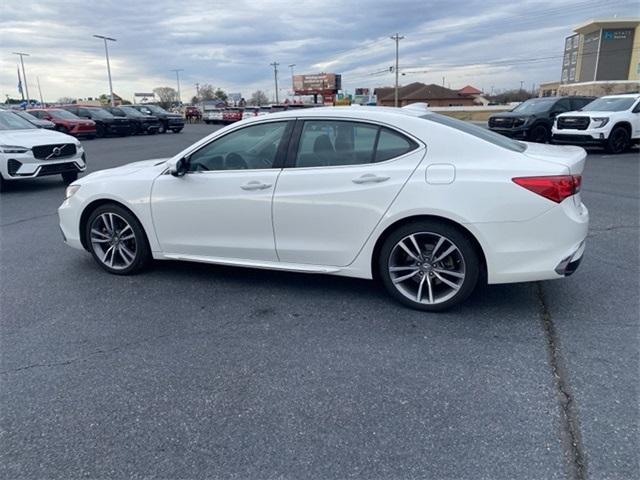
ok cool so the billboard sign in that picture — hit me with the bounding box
[293,73,342,94]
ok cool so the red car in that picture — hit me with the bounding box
[222,108,243,123]
[27,108,97,138]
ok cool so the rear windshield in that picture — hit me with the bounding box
[420,113,527,152]
[583,97,637,112]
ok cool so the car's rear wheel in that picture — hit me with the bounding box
[85,204,151,275]
[378,221,480,311]
[529,124,549,143]
[606,126,630,154]
[61,171,78,184]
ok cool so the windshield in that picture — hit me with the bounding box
[142,105,169,114]
[511,98,557,114]
[14,111,40,122]
[120,106,145,117]
[49,109,80,120]
[89,108,115,119]
[583,97,637,112]
[0,111,37,130]
[421,113,527,153]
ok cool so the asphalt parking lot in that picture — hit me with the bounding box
[1,124,638,479]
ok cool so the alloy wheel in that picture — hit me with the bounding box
[90,212,137,270]
[388,232,466,305]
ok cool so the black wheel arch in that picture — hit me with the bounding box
[370,215,487,282]
[610,121,632,137]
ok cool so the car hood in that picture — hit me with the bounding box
[491,111,532,118]
[0,128,78,146]
[523,142,586,174]
[82,158,170,181]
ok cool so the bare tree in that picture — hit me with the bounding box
[248,90,269,106]
[153,87,178,109]
[198,84,216,101]
[57,96,76,104]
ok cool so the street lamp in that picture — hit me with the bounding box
[171,69,184,105]
[93,34,117,106]
[288,64,296,101]
[12,52,30,106]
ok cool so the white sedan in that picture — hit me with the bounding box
[59,106,588,311]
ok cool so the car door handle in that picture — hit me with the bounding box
[352,174,390,184]
[240,181,272,191]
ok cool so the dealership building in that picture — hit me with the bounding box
[551,18,640,96]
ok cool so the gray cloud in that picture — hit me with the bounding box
[1,0,637,102]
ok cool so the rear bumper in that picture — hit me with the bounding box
[473,199,589,284]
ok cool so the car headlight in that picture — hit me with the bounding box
[592,117,609,128]
[1,145,30,154]
[64,184,81,200]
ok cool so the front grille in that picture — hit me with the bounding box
[32,143,77,160]
[553,134,596,143]
[557,116,590,130]
[489,117,514,128]
[7,159,22,176]
[38,163,79,176]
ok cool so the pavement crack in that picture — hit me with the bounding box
[536,282,587,480]
[0,212,57,227]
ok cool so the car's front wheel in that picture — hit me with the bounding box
[85,204,151,275]
[61,171,78,184]
[529,124,549,143]
[606,126,630,154]
[378,221,480,311]
[157,122,166,134]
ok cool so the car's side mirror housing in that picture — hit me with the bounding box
[170,157,189,177]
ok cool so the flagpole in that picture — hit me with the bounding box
[37,77,44,105]
[17,65,24,102]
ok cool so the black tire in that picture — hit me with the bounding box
[96,124,105,138]
[171,128,183,133]
[528,124,549,143]
[378,220,480,311]
[61,171,78,184]
[85,203,151,275]
[606,126,630,154]
[0,174,6,193]
[158,122,167,134]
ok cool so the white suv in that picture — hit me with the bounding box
[0,110,86,192]
[552,94,640,154]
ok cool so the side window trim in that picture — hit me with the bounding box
[185,119,293,173]
[284,119,420,169]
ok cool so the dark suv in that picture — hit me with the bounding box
[60,105,132,137]
[130,104,184,133]
[105,106,160,135]
[488,96,595,143]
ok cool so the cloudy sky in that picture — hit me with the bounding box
[1,0,637,103]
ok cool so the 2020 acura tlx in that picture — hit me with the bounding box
[59,106,588,311]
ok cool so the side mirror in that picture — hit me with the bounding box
[171,157,189,177]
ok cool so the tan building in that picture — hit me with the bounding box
[558,18,639,94]
[375,83,477,107]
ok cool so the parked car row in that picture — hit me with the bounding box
[24,104,185,139]
[203,104,317,124]
[488,93,640,154]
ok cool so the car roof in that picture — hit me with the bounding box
[601,93,640,99]
[260,105,431,122]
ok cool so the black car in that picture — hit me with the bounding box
[488,96,595,143]
[130,104,184,133]
[105,106,160,135]
[12,110,56,129]
[60,105,132,137]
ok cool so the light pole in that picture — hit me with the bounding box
[288,64,296,101]
[171,69,184,105]
[12,52,30,106]
[270,62,280,104]
[93,35,116,106]
[390,33,404,107]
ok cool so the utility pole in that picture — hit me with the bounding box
[93,35,117,106]
[12,52,30,106]
[519,80,524,91]
[195,82,200,100]
[270,62,280,104]
[288,64,296,100]
[390,33,404,107]
[37,76,44,105]
[171,69,184,104]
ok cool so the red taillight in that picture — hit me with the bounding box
[512,175,581,203]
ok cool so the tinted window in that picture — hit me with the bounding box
[50,109,80,120]
[295,121,379,167]
[375,128,416,162]
[554,98,571,112]
[188,121,288,172]
[570,98,591,110]
[421,113,526,153]
[28,110,45,119]
[512,98,556,114]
